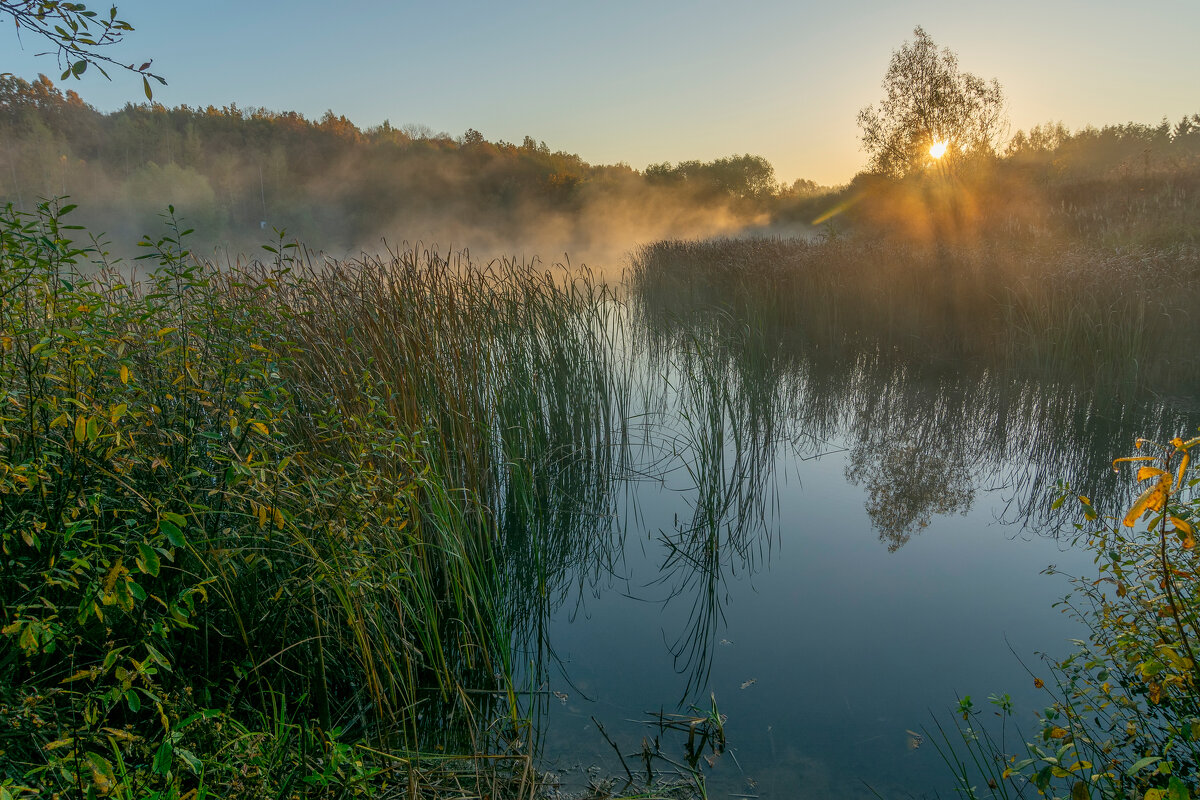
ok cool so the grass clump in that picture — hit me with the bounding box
[0,201,617,798]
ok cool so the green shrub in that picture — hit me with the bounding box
[0,202,546,797]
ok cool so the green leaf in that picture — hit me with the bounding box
[1169,776,1190,800]
[144,642,171,671]
[1126,756,1162,776]
[176,747,201,773]
[159,521,185,548]
[152,740,173,775]
[143,74,152,100]
[72,59,87,76]
[126,689,141,713]
[136,543,161,577]
[1071,780,1090,800]
[161,511,187,528]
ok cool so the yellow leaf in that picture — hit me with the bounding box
[1113,455,1156,472]
[85,750,115,794]
[101,726,137,742]
[1178,451,1190,490]
[119,364,129,384]
[1171,516,1194,536]
[1138,466,1168,482]
[60,668,97,684]
[1049,726,1069,739]
[251,421,269,436]
[1123,474,1173,527]
[101,559,127,603]
[74,414,87,443]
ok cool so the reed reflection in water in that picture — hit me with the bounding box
[499,277,1196,794]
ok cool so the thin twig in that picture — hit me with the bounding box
[591,715,635,784]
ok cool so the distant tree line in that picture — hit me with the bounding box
[0,74,790,256]
[644,154,778,201]
[1004,115,1200,178]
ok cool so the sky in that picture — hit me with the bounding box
[4,0,1199,187]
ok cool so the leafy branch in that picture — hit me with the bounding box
[2,1,165,98]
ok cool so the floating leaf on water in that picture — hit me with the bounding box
[740,678,757,690]
[906,729,923,749]
[553,691,568,705]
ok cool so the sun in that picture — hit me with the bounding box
[929,140,948,160]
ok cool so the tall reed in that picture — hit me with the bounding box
[630,236,1200,396]
[0,203,623,797]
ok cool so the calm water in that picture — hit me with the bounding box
[496,302,1197,798]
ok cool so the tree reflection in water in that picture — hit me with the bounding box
[846,437,975,552]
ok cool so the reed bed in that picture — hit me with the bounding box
[630,235,1200,396]
[0,203,622,798]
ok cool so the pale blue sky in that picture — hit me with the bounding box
[5,1,1198,185]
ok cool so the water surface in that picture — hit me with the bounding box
[499,301,1196,798]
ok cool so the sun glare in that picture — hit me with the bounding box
[929,140,948,160]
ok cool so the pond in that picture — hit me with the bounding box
[490,293,1198,798]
